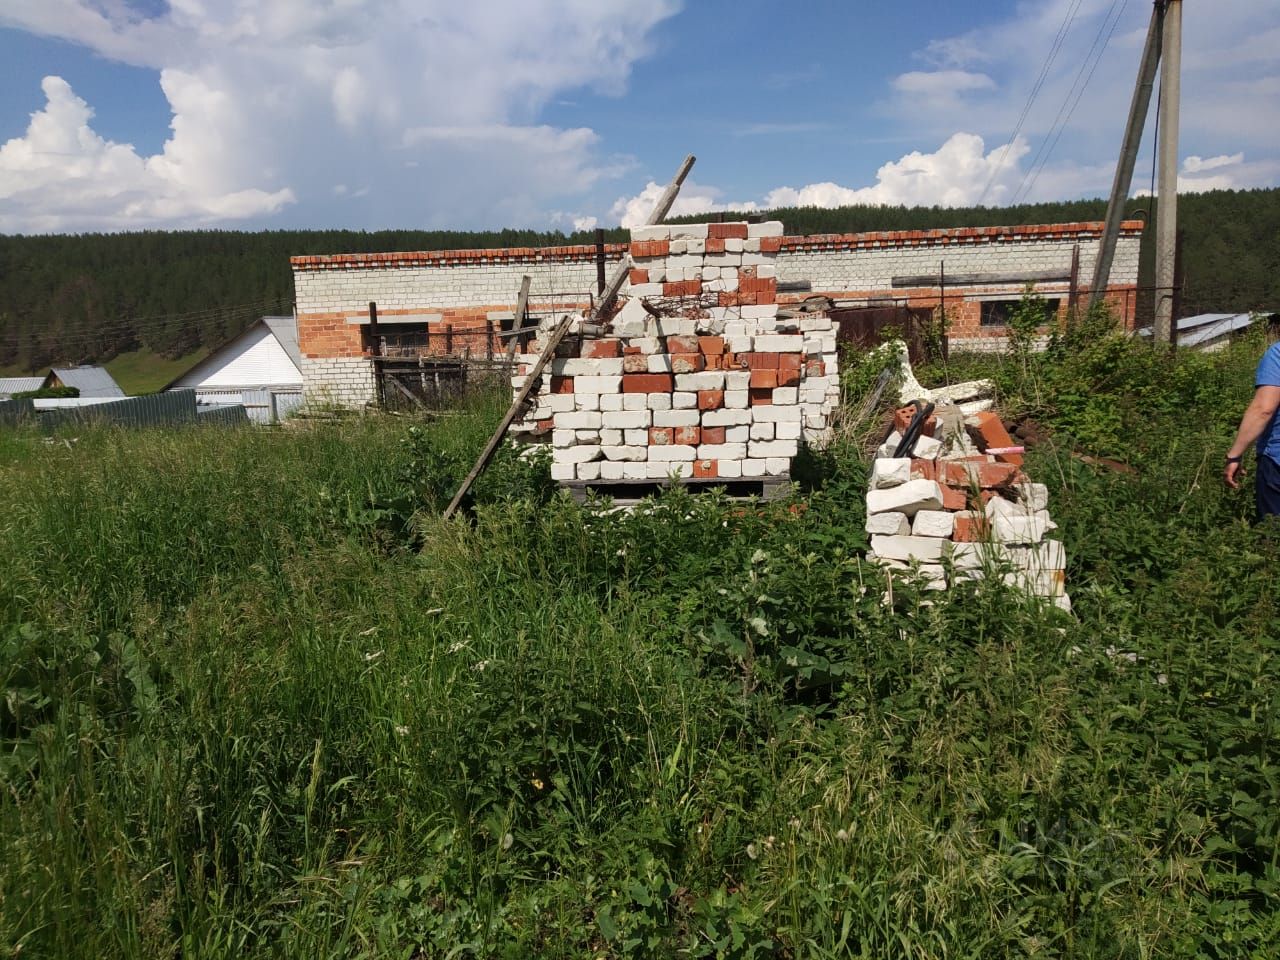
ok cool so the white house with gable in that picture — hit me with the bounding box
[168,316,304,422]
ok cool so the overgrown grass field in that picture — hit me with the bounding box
[1,323,1277,958]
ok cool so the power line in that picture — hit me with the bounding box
[976,0,1084,206]
[1011,0,1129,205]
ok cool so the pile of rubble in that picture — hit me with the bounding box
[865,402,1070,609]
[512,221,841,484]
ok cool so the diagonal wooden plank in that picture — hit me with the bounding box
[443,156,695,519]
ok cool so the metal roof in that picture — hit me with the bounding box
[0,376,45,397]
[50,366,125,397]
[1137,312,1277,347]
[261,316,302,369]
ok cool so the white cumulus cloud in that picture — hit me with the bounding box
[608,133,1037,225]
[0,75,294,232]
[0,0,680,232]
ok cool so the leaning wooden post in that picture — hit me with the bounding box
[368,300,385,409]
[443,156,695,519]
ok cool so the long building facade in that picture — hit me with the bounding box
[290,220,1142,407]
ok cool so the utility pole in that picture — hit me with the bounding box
[1153,0,1182,344]
[1088,2,1163,311]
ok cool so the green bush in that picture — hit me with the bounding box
[11,385,79,399]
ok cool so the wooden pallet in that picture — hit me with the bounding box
[565,475,791,507]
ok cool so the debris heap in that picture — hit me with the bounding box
[866,403,1070,609]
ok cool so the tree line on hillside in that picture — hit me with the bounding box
[0,189,1276,372]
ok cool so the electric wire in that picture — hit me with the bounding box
[1011,0,1129,205]
[976,0,1084,206]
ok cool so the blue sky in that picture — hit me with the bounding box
[1,1,1277,233]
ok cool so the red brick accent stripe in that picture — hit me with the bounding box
[291,243,629,271]
[291,221,1143,272]
[778,220,1142,253]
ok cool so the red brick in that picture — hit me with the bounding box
[953,512,990,542]
[941,460,1020,489]
[749,388,773,406]
[778,353,803,373]
[671,353,705,374]
[667,335,700,354]
[693,459,718,479]
[708,223,749,239]
[623,354,650,373]
[704,237,726,253]
[664,280,702,297]
[629,239,669,258]
[760,236,783,253]
[698,390,724,411]
[673,425,700,446]
[623,373,673,393]
[724,352,749,370]
[628,268,649,285]
[971,411,1024,465]
[893,405,937,437]
[940,484,967,511]
[704,354,723,370]
[750,369,778,389]
[551,376,574,394]
[623,345,643,356]
[805,359,826,376]
[910,458,937,481]
[532,418,554,436]
[701,425,726,444]
[747,352,779,370]
[698,336,725,355]
[582,338,621,359]
[776,366,801,388]
[648,427,674,446]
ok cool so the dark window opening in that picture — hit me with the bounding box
[979,298,1061,328]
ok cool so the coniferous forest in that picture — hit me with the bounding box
[1,188,1276,372]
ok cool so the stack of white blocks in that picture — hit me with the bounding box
[511,221,841,483]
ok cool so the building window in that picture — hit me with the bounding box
[979,298,1061,328]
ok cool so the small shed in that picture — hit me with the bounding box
[45,366,126,397]
[167,316,304,422]
[0,376,46,400]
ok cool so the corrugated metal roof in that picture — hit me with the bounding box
[0,376,45,397]
[1137,312,1264,346]
[170,318,303,391]
[50,366,125,397]
[262,316,302,369]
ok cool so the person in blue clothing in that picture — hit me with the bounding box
[1224,338,1280,520]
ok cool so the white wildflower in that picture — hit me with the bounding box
[447,641,468,654]
[473,660,491,672]
[363,650,383,662]
[394,725,409,736]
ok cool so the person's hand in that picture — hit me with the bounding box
[1224,457,1245,489]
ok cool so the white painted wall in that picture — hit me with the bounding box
[173,323,302,390]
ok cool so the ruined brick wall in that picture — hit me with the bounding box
[291,245,624,406]
[778,221,1143,350]
[290,221,1142,408]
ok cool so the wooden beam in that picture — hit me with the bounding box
[443,155,695,519]
[891,268,1072,288]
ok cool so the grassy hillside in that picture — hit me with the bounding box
[102,346,210,395]
[1,323,1277,956]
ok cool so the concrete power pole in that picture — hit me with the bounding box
[1088,3,1163,312]
[1153,0,1182,343]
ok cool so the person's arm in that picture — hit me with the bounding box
[1225,384,1280,488]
